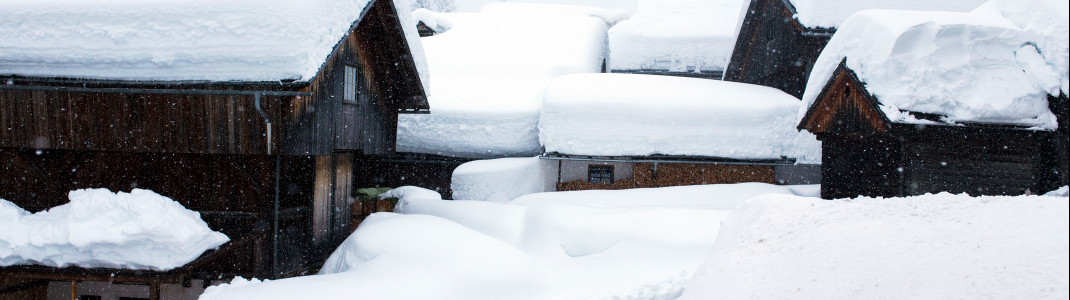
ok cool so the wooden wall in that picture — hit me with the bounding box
[0,148,322,278]
[723,0,830,98]
[819,134,903,199]
[557,162,775,191]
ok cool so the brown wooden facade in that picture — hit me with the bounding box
[799,61,1068,199]
[722,0,832,98]
[0,0,428,293]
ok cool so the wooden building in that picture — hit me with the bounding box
[0,0,428,297]
[799,60,1068,199]
[722,0,984,98]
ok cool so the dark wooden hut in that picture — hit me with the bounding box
[0,0,428,296]
[722,0,832,98]
[799,60,1068,199]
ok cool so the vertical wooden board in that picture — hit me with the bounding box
[311,155,333,250]
[331,152,353,244]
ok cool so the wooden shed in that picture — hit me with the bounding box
[0,0,428,296]
[799,60,1068,199]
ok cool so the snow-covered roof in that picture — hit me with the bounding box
[608,0,747,74]
[396,11,607,158]
[801,9,1064,129]
[0,0,429,90]
[786,0,987,29]
[481,2,630,27]
[540,73,820,161]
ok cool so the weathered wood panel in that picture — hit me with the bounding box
[723,0,831,98]
[799,61,889,134]
[819,134,903,199]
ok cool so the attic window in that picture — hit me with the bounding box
[344,65,358,103]
[588,165,614,184]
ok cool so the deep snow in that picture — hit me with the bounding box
[0,189,228,271]
[0,0,429,90]
[607,0,747,74]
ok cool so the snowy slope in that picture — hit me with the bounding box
[801,10,1061,128]
[202,183,815,299]
[1,189,228,271]
[540,73,820,161]
[0,0,428,90]
[608,0,746,74]
[396,10,607,158]
[682,192,1069,299]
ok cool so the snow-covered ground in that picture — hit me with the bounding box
[395,7,607,158]
[199,183,1068,299]
[1,189,228,271]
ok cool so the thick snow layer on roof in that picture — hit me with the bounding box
[0,189,228,271]
[973,0,1070,94]
[681,192,1069,299]
[396,12,607,158]
[801,10,1060,129]
[0,0,429,88]
[453,0,638,13]
[608,0,746,73]
[540,73,820,160]
[481,2,630,26]
[202,183,815,299]
[786,0,986,29]
[451,157,557,201]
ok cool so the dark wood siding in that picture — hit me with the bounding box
[819,134,903,199]
[723,0,831,98]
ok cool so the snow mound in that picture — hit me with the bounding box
[608,0,746,74]
[801,10,1060,129]
[0,189,229,271]
[201,213,548,299]
[682,192,1070,299]
[451,157,557,202]
[396,11,607,158]
[973,0,1070,94]
[787,0,986,29]
[540,73,819,160]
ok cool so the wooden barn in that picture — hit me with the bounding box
[0,0,427,297]
[800,60,1067,199]
[722,0,984,98]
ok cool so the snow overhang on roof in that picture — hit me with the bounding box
[0,0,429,91]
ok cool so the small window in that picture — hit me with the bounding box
[588,165,614,184]
[344,65,358,103]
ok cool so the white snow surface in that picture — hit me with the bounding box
[786,0,986,29]
[608,0,746,73]
[201,183,815,299]
[0,0,429,90]
[396,11,607,158]
[0,189,229,271]
[541,73,821,161]
[481,2,630,27]
[973,0,1070,95]
[801,10,1061,129]
[682,192,1070,299]
[451,157,557,201]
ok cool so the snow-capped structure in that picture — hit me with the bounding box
[607,0,747,78]
[0,0,432,286]
[798,8,1068,199]
[536,73,820,191]
[396,8,608,158]
[723,0,986,97]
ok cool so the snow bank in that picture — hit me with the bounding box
[801,10,1060,129]
[396,11,607,158]
[682,192,1070,299]
[786,0,986,29]
[0,189,228,271]
[608,0,746,74]
[451,157,557,202]
[540,73,820,160]
[0,0,426,84]
[201,213,548,299]
[481,2,630,26]
[205,183,812,299]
